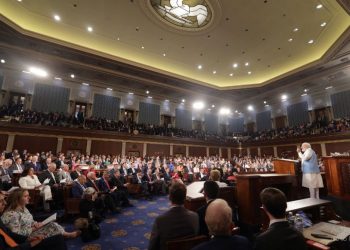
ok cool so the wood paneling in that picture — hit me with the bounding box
[147,144,170,156]
[189,146,206,157]
[173,145,186,156]
[62,138,87,155]
[14,135,57,153]
[311,143,322,156]
[231,148,240,157]
[221,148,228,159]
[209,147,219,156]
[250,148,258,157]
[246,122,255,133]
[126,142,143,157]
[90,140,122,155]
[0,134,8,151]
[277,145,298,159]
[325,142,350,155]
[241,148,247,156]
[261,147,274,156]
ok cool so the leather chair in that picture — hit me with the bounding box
[166,235,208,250]
[63,185,81,217]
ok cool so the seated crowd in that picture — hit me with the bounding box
[1,104,349,144]
[0,149,314,249]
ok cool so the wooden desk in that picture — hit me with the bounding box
[323,156,350,200]
[236,173,295,225]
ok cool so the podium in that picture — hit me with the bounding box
[273,159,300,175]
[323,156,350,200]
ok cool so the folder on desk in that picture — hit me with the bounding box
[303,222,350,245]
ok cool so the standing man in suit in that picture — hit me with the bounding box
[193,199,252,250]
[254,188,307,250]
[39,162,63,209]
[70,165,82,181]
[148,182,199,250]
[297,142,323,199]
[197,180,219,236]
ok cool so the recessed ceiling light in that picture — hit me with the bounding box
[245,62,249,66]
[263,101,267,104]
[54,77,62,80]
[235,110,238,113]
[128,92,134,95]
[301,93,307,97]
[320,22,327,27]
[293,28,299,32]
[141,46,145,49]
[146,90,149,94]
[288,38,293,42]
[53,14,61,21]
[316,4,323,9]
[304,89,308,92]
[28,66,48,77]
[248,71,252,75]
[219,107,230,115]
[82,82,89,86]
[208,108,211,111]
[247,105,254,111]
[107,87,113,91]
[0,59,5,64]
[193,101,205,110]
[197,65,202,69]
[148,96,152,99]
[265,104,270,107]
[17,0,22,2]
[87,26,93,32]
[229,73,233,76]
[70,74,75,78]
[308,39,314,44]
[212,104,215,108]
[212,70,216,74]
[233,63,238,68]
[182,99,185,103]
[117,37,120,41]
[325,86,333,90]
[281,94,288,101]
[162,53,166,56]
[165,99,169,102]
[22,70,31,74]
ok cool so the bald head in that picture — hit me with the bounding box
[205,199,232,236]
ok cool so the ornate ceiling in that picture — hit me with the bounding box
[0,0,349,89]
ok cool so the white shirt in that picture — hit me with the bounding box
[298,148,312,162]
[19,175,41,189]
[269,218,287,227]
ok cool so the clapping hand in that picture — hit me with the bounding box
[296,147,301,153]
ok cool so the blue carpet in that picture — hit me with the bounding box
[65,196,171,250]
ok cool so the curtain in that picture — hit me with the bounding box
[175,108,192,130]
[139,102,160,125]
[228,117,244,133]
[204,113,218,133]
[92,94,120,120]
[331,90,350,118]
[32,83,70,113]
[287,101,309,127]
[0,73,3,90]
[256,110,272,131]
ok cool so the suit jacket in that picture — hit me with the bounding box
[197,199,215,236]
[38,170,59,186]
[193,235,252,250]
[25,162,41,172]
[8,164,24,176]
[148,206,199,250]
[70,170,81,181]
[97,177,111,192]
[86,178,100,192]
[254,221,307,250]
[71,181,86,198]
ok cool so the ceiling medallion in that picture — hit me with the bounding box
[150,0,213,30]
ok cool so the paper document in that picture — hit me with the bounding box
[7,186,19,193]
[43,178,50,185]
[60,179,66,184]
[41,213,57,226]
[303,222,350,245]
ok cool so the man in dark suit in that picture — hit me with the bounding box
[197,180,219,236]
[193,199,252,250]
[148,182,199,250]
[254,188,307,250]
[0,192,67,250]
[70,165,82,181]
[8,157,24,177]
[72,175,87,198]
[107,171,131,207]
[25,155,42,172]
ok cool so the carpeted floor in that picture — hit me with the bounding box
[65,196,171,250]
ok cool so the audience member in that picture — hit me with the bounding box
[254,187,307,250]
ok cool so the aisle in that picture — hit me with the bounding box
[66,196,171,250]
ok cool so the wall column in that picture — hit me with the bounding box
[56,137,63,153]
[219,148,222,157]
[121,141,126,156]
[320,143,327,157]
[86,139,92,155]
[170,144,174,156]
[186,146,189,157]
[273,146,278,157]
[227,147,231,160]
[257,147,261,157]
[143,143,147,157]
[6,134,15,152]
[206,147,209,157]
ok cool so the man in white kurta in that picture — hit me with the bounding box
[297,142,323,199]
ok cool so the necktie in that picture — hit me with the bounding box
[0,228,18,247]
[104,178,111,190]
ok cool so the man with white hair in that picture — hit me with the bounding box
[297,142,323,199]
[193,199,251,250]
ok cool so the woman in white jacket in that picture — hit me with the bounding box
[18,167,52,210]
